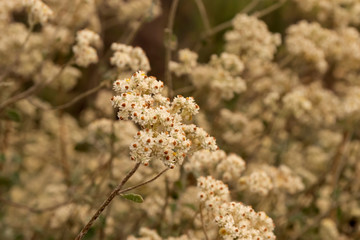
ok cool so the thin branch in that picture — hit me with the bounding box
[123,19,146,45]
[196,0,261,44]
[159,176,170,234]
[252,0,287,18]
[164,0,180,99]
[0,60,72,113]
[194,0,211,34]
[59,112,71,186]
[52,81,107,111]
[204,20,232,39]
[241,0,261,14]
[0,198,72,214]
[74,162,141,240]
[199,203,209,240]
[117,167,169,194]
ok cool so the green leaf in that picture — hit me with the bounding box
[6,109,21,122]
[120,193,144,203]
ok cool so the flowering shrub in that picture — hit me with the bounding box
[0,0,360,240]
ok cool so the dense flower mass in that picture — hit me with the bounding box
[225,14,281,62]
[170,50,247,102]
[197,176,276,240]
[111,71,218,168]
[1,1,360,240]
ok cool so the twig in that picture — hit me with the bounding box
[59,111,71,185]
[241,0,261,14]
[0,198,72,214]
[195,0,261,45]
[74,162,141,240]
[199,203,209,240]
[159,176,170,234]
[203,20,232,39]
[329,130,351,188]
[252,0,287,18]
[117,167,169,194]
[0,60,72,114]
[164,0,180,99]
[52,81,107,111]
[123,19,146,45]
[194,0,211,34]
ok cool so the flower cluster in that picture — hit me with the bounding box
[107,0,162,23]
[283,82,340,127]
[170,50,246,102]
[293,0,360,27]
[127,227,195,240]
[215,202,276,240]
[239,165,304,196]
[110,43,150,73]
[197,176,231,208]
[73,29,101,67]
[285,20,360,79]
[185,150,246,182]
[170,48,198,76]
[23,0,53,25]
[197,176,276,240]
[86,118,137,152]
[111,71,218,168]
[225,14,281,63]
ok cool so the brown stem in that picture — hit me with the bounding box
[0,60,72,113]
[164,0,180,99]
[0,198,72,214]
[241,0,261,14]
[117,167,169,194]
[252,0,287,18]
[74,162,141,240]
[59,111,71,185]
[195,0,260,47]
[159,176,170,234]
[52,81,107,111]
[194,0,211,34]
[199,203,209,240]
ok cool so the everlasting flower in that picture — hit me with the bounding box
[73,29,101,67]
[197,176,231,208]
[107,0,162,23]
[283,82,340,127]
[171,50,246,102]
[293,0,360,27]
[23,0,53,25]
[111,71,218,168]
[225,14,281,62]
[110,43,150,73]
[185,150,246,182]
[239,170,274,196]
[170,48,198,76]
[197,176,276,240]
[215,202,276,240]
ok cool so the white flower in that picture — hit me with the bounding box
[111,71,218,168]
[73,29,100,67]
